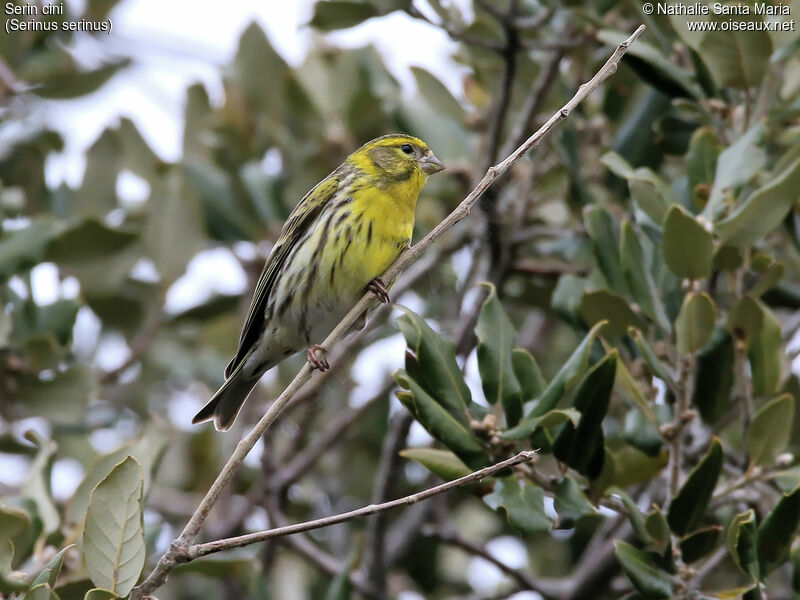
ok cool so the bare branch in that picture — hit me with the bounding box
[129,24,646,599]
[188,451,537,559]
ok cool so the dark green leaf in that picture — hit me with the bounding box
[309,1,380,31]
[398,448,471,481]
[475,283,522,426]
[511,348,546,402]
[620,221,670,331]
[728,509,759,582]
[614,540,673,599]
[396,307,471,427]
[758,485,800,577]
[680,526,721,563]
[395,372,488,470]
[668,438,723,536]
[693,328,734,424]
[553,352,617,479]
[0,218,65,283]
[726,295,764,346]
[554,477,597,529]
[584,206,627,294]
[747,394,795,467]
[483,478,552,536]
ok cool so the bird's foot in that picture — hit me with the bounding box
[307,344,330,371]
[367,277,390,304]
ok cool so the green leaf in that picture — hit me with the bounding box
[46,219,140,296]
[758,485,800,577]
[23,582,61,600]
[584,206,627,294]
[398,448,471,481]
[145,168,205,283]
[0,218,65,283]
[554,477,597,529]
[501,408,580,441]
[614,540,673,599]
[31,545,73,589]
[82,590,117,600]
[612,488,652,546]
[596,30,700,99]
[699,10,773,89]
[620,221,670,331]
[553,352,617,479]
[704,126,766,220]
[749,302,783,396]
[599,152,671,224]
[662,205,713,280]
[76,129,121,219]
[475,283,522,426]
[668,438,723,536]
[715,158,800,247]
[0,504,31,569]
[680,526,721,563]
[309,1,380,30]
[675,292,716,354]
[528,320,607,418]
[395,372,489,470]
[726,295,764,346]
[82,457,145,596]
[65,426,167,526]
[747,394,795,466]
[645,508,671,554]
[17,367,95,426]
[33,61,130,100]
[411,67,464,120]
[511,348,546,402]
[580,289,644,338]
[396,307,471,428]
[728,509,759,582]
[20,431,59,537]
[483,478,552,536]
[686,127,722,204]
[693,329,735,424]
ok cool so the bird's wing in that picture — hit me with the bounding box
[224,173,342,377]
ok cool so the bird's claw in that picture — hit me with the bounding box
[307,344,330,371]
[367,277,391,304]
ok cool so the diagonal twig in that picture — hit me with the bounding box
[188,450,537,559]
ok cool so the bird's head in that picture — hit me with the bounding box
[349,134,445,181]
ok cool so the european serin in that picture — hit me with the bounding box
[192,134,444,430]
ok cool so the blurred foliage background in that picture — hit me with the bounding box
[2,0,800,599]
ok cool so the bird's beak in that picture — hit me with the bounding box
[420,153,445,175]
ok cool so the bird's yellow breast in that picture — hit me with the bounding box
[319,171,424,304]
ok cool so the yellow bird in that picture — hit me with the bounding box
[192,134,445,430]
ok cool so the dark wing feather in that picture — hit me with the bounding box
[224,174,342,377]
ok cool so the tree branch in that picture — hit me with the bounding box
[129,24,645,599]
[188,451,537,559]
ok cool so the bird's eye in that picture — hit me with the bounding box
[401,143,414,154]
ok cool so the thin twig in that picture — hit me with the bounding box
[189,451,537,559]
[129,25,645,599]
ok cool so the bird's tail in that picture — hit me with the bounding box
[192,362,262,431]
